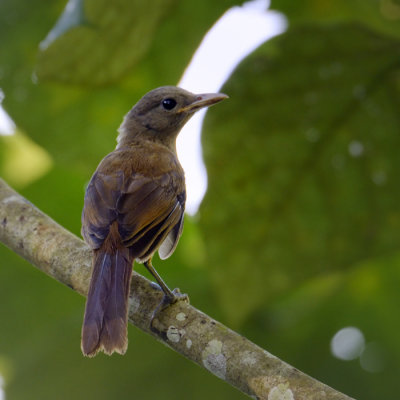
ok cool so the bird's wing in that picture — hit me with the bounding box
[158,199,184,260]
[81,168,185,261]
[81,170,123,249]
[117,171,185,261]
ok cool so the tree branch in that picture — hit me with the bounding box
[0,178,354,400]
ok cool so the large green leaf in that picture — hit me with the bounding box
[271,0,400,40]
[36,0,176,85]
[36,0,236,86]
[200,24,400,326]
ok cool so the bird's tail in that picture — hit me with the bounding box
[81,245,133,357]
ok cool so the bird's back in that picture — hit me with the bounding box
[82,140,186,261]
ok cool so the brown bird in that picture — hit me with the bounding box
[81,86,227,357]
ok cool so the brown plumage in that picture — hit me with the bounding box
[81,86,227,357]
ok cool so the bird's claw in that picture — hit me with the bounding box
[150,288,189,332]
[166,288,189,305]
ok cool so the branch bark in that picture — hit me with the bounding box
[0,178,354,400]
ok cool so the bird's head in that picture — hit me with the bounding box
[118,86,228,150]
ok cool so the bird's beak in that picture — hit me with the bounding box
[178,92,229,113]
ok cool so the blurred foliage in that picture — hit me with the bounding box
[202,23,400,324]
[271,0,400,40]
[0,0,399,400]
[0,131,53,187]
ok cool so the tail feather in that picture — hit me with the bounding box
[81,247,133,357]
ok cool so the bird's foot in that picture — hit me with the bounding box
[150,288,189,332]
[165,287,189,305]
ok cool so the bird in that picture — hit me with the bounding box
[80,86,228,357]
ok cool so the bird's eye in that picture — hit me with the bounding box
[162,98,177,110]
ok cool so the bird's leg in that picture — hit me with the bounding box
[144,259,189,321]
[144,259,176,301]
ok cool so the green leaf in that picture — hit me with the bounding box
[36,0,237,85]
[271,0,400,40]
[36,0,177,85]
[200,24,400,326]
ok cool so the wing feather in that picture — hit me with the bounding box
[158,212,184,260]
[82,159,185,260]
